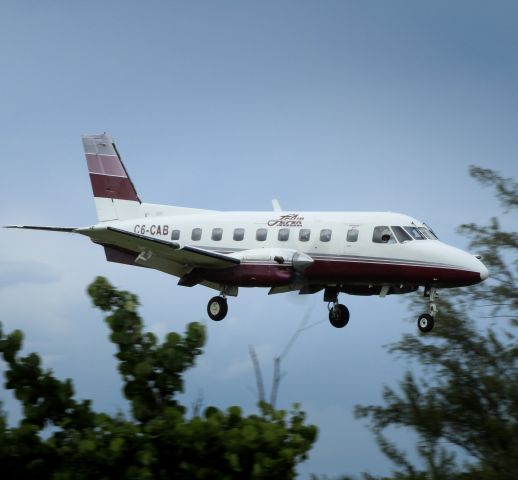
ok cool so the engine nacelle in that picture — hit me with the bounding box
[179,249,315,288]
[230,248,314,271]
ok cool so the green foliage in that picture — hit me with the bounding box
[355,167,518,479]
[0,277,317,479]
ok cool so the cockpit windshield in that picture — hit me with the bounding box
[418,227,434,239]
[404,226,425,240]
[372,225,439,244]
[391,226,412,243]
[423,223,439,239]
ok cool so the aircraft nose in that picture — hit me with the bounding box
[478,260,489,281]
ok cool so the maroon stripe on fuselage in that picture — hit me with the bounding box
[89,173,139,201]
[304,259,481,287]
[86,153,127,177]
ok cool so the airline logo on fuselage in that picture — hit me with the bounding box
[267,214,304,227]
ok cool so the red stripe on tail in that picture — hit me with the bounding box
[89,173,140,201]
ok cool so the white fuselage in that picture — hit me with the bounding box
[82,210,488,295]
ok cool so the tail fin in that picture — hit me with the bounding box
[82,133,142,222]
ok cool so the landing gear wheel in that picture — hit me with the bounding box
[417,313,434,333]
[207,296,228,321]
[329,304,350,328]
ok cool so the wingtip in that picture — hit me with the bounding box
[3,225,78,232]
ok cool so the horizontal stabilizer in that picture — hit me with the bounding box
[4,225,78,232]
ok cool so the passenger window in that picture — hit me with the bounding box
[212,228,223,241]
[346,229,359,242]
[278,228,290,241]
[171,229,180,241]
[320,229,332,242]
[373,226,397,244]
[391,226,412,243]
[256,228,267,241]
[233,228,245,241]
[191,228,202,241]
[404,226,425,240]
[299,229,311,242]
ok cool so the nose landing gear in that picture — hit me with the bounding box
[417,287,438,333]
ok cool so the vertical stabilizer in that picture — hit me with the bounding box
[82,134,142,221]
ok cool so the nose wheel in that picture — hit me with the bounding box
[417,313,434,332]
[207,296,228,321]
[417,287,438,333]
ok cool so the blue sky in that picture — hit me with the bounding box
[1,1,517,477]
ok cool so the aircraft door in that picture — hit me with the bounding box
[344,224,361,256]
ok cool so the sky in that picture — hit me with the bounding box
[0,0,517,477]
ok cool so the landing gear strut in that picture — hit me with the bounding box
[207,296,228,321]
[417,287,438,333]
[324,287,350,328]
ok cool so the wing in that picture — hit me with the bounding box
[4,225,78,232]
[86,227,240,269]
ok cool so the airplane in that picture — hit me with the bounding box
[5,133,489,333]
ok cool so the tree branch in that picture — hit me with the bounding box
[248,345,265,404]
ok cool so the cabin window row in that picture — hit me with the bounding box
[171,228,345,242]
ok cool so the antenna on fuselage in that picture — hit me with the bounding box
[272,199,282,212]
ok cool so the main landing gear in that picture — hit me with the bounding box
[324,287,350,328]
[328,302,350,328]
[417,287,438,333]
[207,286,238,321]
[207,295,228,321]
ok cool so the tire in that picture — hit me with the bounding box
[329,304,350,328]
[417,313,434,333]
[207,296,228,321]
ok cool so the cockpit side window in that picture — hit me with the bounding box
[392,226,412,243]
[373,226,397,244]
[404,226,425,240]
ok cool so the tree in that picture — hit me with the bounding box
[355,167,518,479]
[0,277,317,479]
